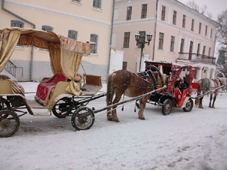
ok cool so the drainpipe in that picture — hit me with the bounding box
[1,0,35,81]
[152,0,159,61]
[107,0,115,80]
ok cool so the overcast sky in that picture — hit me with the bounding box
[177,0,227,20]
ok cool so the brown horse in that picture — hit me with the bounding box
[106,69,167,122]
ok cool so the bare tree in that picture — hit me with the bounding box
[187,0,199,12]
[187,0,212,18]
[217,10,227,47]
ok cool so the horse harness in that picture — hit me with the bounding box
[203,78,221,93]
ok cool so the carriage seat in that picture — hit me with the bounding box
[35,73,66,106]
[0,74,25,96]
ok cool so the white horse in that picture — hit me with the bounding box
[195,78,225,108]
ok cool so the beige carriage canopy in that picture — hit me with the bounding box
[0,27,92,96]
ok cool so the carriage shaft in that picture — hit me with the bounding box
[190,84,227,99]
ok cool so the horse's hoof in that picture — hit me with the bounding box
[199,106,204,109]
[112,117,120,122]
[107,118,113,121]
[139,117,145,120]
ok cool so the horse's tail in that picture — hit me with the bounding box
[195,84,201,106]
[106,73,114,106]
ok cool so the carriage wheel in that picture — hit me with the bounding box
[52,97,73,118]
[0,110,20,137]
[162,99,172,115]
[71,107,95,131]
[183,98,193,112]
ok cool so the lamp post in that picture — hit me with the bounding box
[135,33,153,72]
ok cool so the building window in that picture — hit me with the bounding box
[72,0,81,3]
[180,38,184,53]
[172,10,177,25]
[205,25,208,36]
[170,36,175,52]
[202,46,206,56]
[189,41,193,60]
[182,15,186,28]
[208,47,211,56]
[210,29,213,39]
[158,33,164,50]
[141,4,147,19]
[161,6,166,21]
[191,19,194,31]
[197,43,200,55]
[126,6,132,20]
[11,20,24,28]
[123,32,130,48]
[68,30,78,40]
[122,62,127,70]
[42,25,53,31]
[90,34,98,54]
[137,31,146,48]
[93,0,101,9]
[199,22,202,34]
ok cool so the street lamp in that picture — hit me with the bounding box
[135,33,153,71]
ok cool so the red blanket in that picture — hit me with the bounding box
[35,73,66,106]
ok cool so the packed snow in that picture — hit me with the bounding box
[1,82,227,170]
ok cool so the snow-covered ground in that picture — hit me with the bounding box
[1,82,227,170]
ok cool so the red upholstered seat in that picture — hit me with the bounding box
[35,73,66,106]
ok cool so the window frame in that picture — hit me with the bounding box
[122,61,127,70]
[191,19,194,31]
[161,6,166,21]
[68,30,78,40]
[72,0,81,3]
[202,45,206,56]
[141,4,147,19]
[182,15,186,28]
[199,22,202,34]
[210,29,213,39]
[197,43,200,55]
[158,32,164,50]
[126,6,132,20]
[170,36,175,52]
[11,20,24,28]
[93,0,102,9]
[208,47,211,56]
[172,10,177,25]
[180,38,184,53]
[205,25,208,36]
[90,34,98,54]
[42,25,53,32]
[123,32,130,48]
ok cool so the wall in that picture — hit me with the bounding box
[0,0,113,81]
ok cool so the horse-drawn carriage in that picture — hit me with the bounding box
[145,61,200,115]
[0,28,168,137]
[0,28,106,137]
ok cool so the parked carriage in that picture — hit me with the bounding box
[145,61,200,115]
[0,28,108,137]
